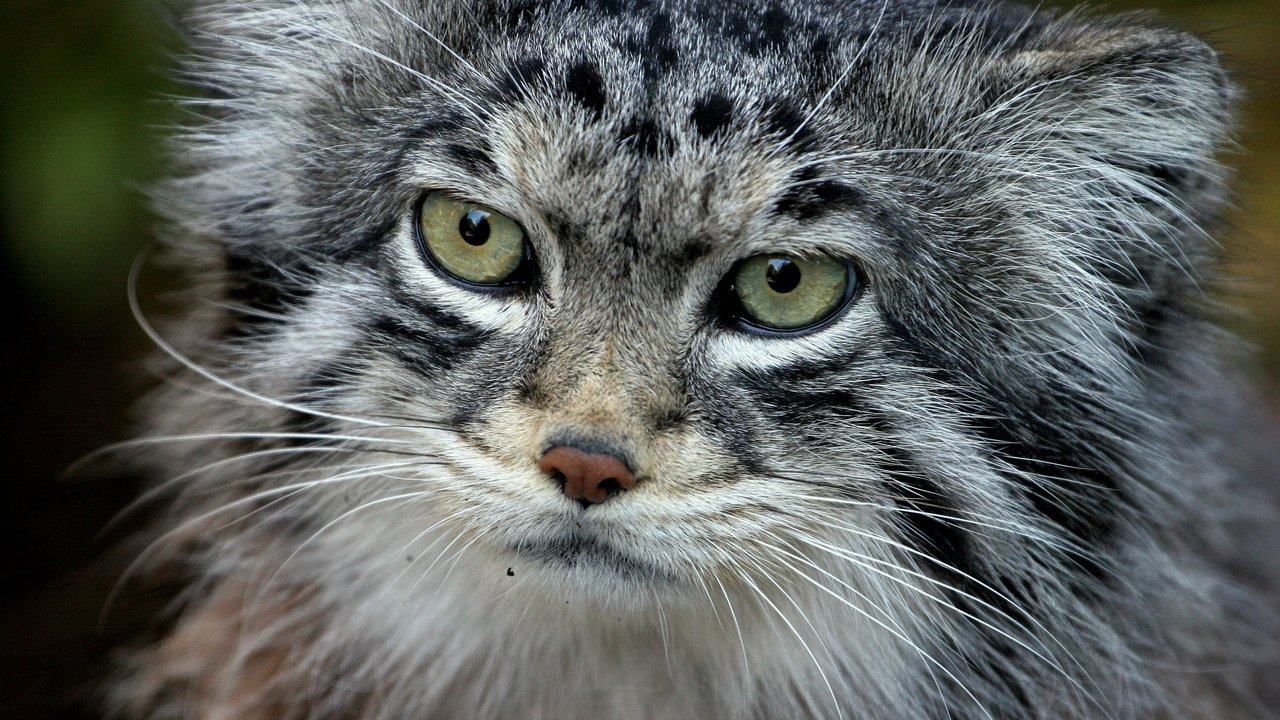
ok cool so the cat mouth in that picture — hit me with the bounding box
[510,533,670,583]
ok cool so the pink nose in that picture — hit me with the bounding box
[537,446,636,506]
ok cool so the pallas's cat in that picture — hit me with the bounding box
[109,0,1278,718]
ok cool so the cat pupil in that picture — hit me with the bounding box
[458,210,491,246]
[765,258,801,294]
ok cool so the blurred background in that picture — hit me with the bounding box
[0,0,1275,717]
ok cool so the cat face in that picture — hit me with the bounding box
[253,4,903,602]
[120,1,1273,717]
[172,0,1228,629]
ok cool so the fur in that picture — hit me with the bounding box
[108,1,1278,718]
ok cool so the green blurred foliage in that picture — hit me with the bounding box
[0,0,179,327]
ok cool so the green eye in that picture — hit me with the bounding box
[731,254,855,332]
[417,193,528,285]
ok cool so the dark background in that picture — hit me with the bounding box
[0,0,1276,717]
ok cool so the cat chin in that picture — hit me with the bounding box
[510,534,669,582]
[499,536,699,611]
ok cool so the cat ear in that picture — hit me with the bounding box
[982,20,1234,253]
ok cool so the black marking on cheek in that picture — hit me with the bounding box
[739,366,975,582]
[685,381,767,475]
[967,412,1116,581]
[387,285,479,332]
[330,216,400,261]
[564,61,607,119]
[222,248,316,338]
[731,351,869,412]
[690,93,735,139]
[882,327,1121,582]
[367,314,489,374]
[875,441,976,587]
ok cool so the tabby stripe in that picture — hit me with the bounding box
[885,328,1120,580]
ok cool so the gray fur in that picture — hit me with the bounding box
[109,0,1278,718]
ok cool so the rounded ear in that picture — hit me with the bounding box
[986,18,1234,243]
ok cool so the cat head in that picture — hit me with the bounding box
[157,0,1231,613]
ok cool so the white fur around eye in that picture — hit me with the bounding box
[706,296,879,371]
[391,222,537,334]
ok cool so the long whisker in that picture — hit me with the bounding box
[368,0,486,80]
[734,562,845,720]
[102,445,363,535]
[70,429,428,478]
[779,529,1093,701]
[259,488,443,601]
[713,574,751,680]
[798,515,1109,714]
[772,0,891,157]
[100,459,433,629]
[748,547,993,720]
[752,538,952,717]
[310,31,487,124]
[129,250,390,429]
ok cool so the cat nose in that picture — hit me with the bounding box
[537,446,636,507]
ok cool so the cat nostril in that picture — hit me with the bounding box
[537,446,636,507]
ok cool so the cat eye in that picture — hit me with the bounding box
[416,193,530,286]
[728,254,858,333]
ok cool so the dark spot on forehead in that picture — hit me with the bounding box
[501,0,541,31]
[763,100,818,154]
[618,228,648,254]
[641,11,680,77]
[495,57,548,100]
[565,61,607,119]
[617,117,670,158]
[690,93,735,139]
[745,5,793,54]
